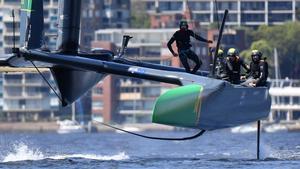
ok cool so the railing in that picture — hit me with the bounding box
[268,79,300,122]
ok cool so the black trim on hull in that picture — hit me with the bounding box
[21,49,182,86]
[114,58,209,76]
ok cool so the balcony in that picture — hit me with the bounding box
[120,93,142,100]
[119,110,152,115]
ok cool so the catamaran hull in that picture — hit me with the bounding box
[152,83,271,130]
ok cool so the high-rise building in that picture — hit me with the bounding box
[0,0,59,54]
[0,0,131,54]
[80,0,131,49]
[2,71,59,122]
[135,0,300,29]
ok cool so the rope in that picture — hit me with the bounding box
[93,120,206,141]
[30,60,64,104]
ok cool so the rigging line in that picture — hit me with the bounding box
[93,120,206,141]
[214,0,220,29]
[30,60,64,104]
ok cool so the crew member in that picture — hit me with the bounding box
[167,20,213,74]
[225,48,250,84]
[215,49,228,80]
[242,50,269,87]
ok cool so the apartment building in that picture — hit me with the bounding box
[81,0,131,49]
[0,0,131,54]
[2,72,59,122]
[135,0,300,28]
[269,79,300,122]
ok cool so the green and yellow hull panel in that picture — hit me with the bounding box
[152,82,271,130]
[152,85,203,128]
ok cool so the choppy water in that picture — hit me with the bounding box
[0,128,299,169]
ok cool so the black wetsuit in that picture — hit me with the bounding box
[247,60,269,86]
[167,29,210,74]
[216,56,228,79]
[225,57,249,84]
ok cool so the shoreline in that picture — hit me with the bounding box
[0,122,175,133]
[0,121,299,133]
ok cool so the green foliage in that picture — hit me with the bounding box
[208,22,220,29]
[240,40,272,62]
[130,1,150,28]
[242,22,300,79]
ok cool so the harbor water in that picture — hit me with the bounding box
[0,129,299,169]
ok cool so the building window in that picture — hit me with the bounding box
[126,48,140,56]
[296,2,300,20]
[95,11,100,17]
[146,1,155,10]
[143,87,160,97]
[269,13,292,22]
[222,35,236,45]
[96,34,111,41]
[93,87,103,95]
[188,1,210,11]
[268,1,292,11]
[142,47,160,57]
[88,9,93,18]
[214,13,237,22]
[121,87,140,93]
[117,11,122,18]
[144,100,155,110]
[241,1,265,10]
[241,13,265,22]
[159,1,183,11]
[5,86,22,97]
[193,13,211,22]
[161,60,171,66]
[92,101,103,109]
[120,100,143,110]
[217,1,237,10]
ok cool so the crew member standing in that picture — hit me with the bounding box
[167,20,213,74]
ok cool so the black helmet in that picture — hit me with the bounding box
[179,20,188,29]
[227,48,238,57]
[251,50,262,62]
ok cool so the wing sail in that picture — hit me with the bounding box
[20,0,44,49]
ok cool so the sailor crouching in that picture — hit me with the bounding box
[242,50,269,87]
[225,48,250,84]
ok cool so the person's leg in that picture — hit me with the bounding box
[241,78,252,87]
[241,77,257,87]
[187,50,202,74]
[179,51,191,73]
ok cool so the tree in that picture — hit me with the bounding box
[242,22,300,79]
[240,40,274,77]
[130,1,150,28]
[240,40,272,61]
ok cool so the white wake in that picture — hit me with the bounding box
[2,143,44,162]
[1,142,129,163]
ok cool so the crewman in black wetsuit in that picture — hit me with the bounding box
[225,48,250,84]
[167,20,213,74]
[215,49,228,80]
[242,50,269,87]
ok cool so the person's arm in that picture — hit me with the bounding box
[246,62,253,78]
[189,30,213,43]
[240,58,250,73]
[167,37,177,56]
[226,58,233,72]
[256,62,268,86]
